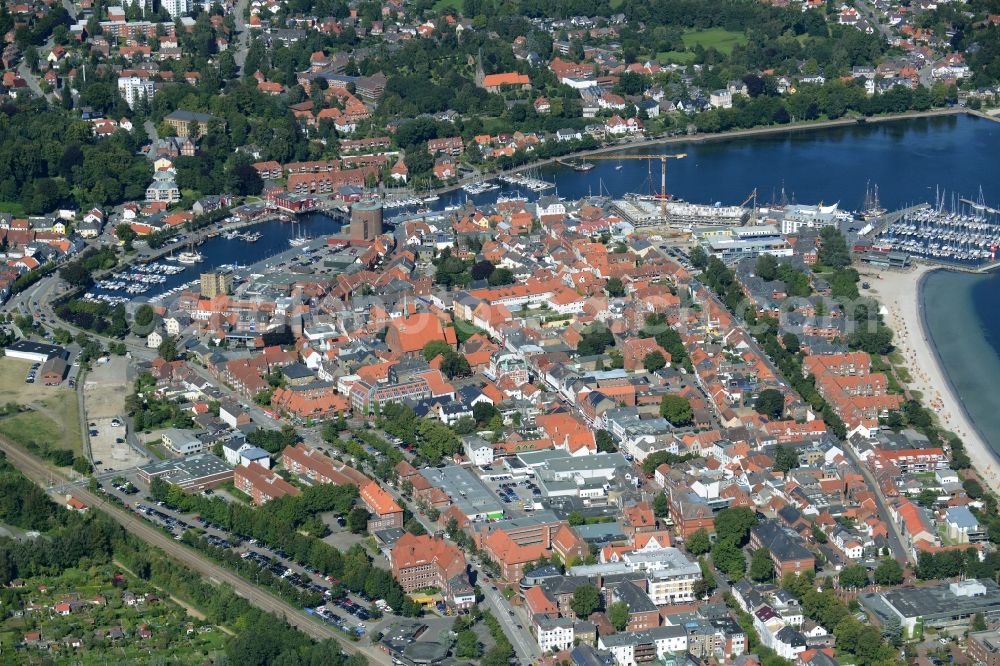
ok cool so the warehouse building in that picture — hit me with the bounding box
[137,454,233,491]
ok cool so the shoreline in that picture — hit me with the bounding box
[873,264,1000,492]
[425,106,971,199]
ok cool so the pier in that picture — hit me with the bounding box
[858,203,930,240]
[869,200,1000,267]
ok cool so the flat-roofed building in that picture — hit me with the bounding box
[970,629,1000,666]
[860,579,1000,639]
[4,340,64,363]
[161,428,204,456]
[422,465,505,521]
[137,454,233,491]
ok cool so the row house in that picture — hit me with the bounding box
[234,462,300,505]
[360,480,404,531]
[281,443,369,486]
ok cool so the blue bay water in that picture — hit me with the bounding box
[922,269,1000,456]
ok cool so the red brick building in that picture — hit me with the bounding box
[360,481,403,531]
[234,462,301,505]
[390,533,466,593]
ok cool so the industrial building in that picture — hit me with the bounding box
[859,579,1000,639]
[4,340,65,363]
[137,454,233,491]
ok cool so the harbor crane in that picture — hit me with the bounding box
[589,152,688,217]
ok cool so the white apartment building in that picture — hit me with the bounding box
[599,625,688,666]
[535,617,574,652]
[117,75,155,109]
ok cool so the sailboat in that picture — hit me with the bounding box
[288,219,312,247]
[171,242,203,264]
[861,181,886,220]
[615,159,623,171]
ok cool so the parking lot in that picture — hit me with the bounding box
[84,356,147,472]
[93,476,401,642]
[481,472,541,517]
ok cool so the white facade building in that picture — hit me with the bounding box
[160,0,192,18]
[535,617,574,652]
[599,625,688,666]
[118,75,155,109]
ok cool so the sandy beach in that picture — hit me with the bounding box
[870,264,1000,492]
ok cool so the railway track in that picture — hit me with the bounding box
[0,438,391,664]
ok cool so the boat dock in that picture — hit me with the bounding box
[858,203,931,240]
[499,173,554,192]
[870,201,1000,267]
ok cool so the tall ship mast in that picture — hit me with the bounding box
[861,181,886,220]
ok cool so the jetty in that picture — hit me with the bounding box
[858,203,930,240]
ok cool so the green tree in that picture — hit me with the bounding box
[605,277,625,297]
[568,511,584,526]
[488,268,514,286]
[157,335,178,361]
[872,558,904,586]
[711,539,746,579]
[652,492,669,518]
[470,260,495,281]
[347,507,370,534]
[659,394,693,426]
[440,351,471,379]
[782,332,800,353]
[570,584,601,618]
[754,388,785,420]
[818,226,851,269]
[685,528,711,556]
[422,339,452,362]
[773,444,799,473]
[134,304,155,327]
[749,547,775,582]
[963,478,984,500]
[595,430,616,453]
[689,245,708,269]
[756,254,778,281]
[455,629,482,658]
[608,601,630,631]
[643,350,667,373]
[973,612,988,632]
[713,507,758,546]
[838,565,869,589]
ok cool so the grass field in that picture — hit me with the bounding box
[657,50,698,65]
[433,0,463,11]
[0,358,82,455]
[681,28,748,55]
[0,408,82,455]
[0,201,26,217]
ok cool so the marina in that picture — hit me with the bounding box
[462,181,500,195]
[873,192,1000,267]
[498,171,555,192]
